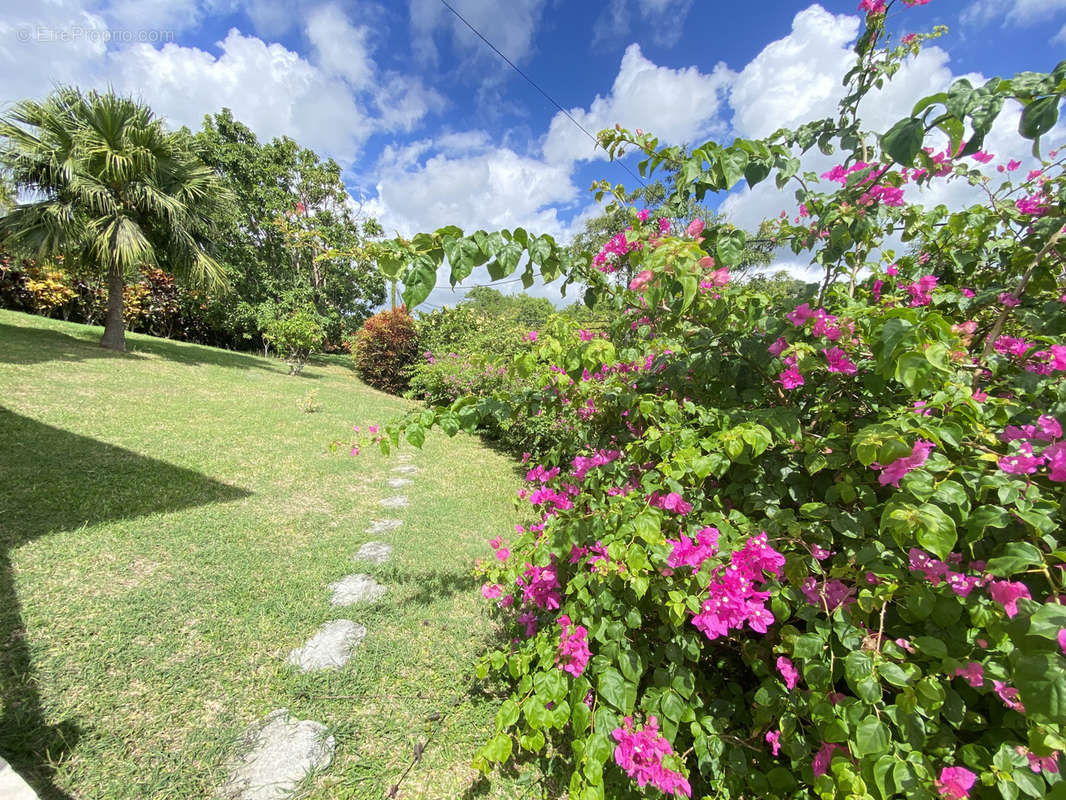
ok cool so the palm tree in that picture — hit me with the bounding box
[0,88,230,351]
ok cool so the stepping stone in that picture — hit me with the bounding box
[355,541,393,564]
[386,477,413,489]
[219,709,334,800]
[287,620,366,672]
[328,574,386,606]
[397,453,413,462]
[378,495,408,509]
[0,755,38,800]
[391,465,418,475]
[365,519,402,535]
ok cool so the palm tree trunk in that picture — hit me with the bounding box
[99,263,126,351]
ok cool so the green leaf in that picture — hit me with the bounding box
[882,117,925,166]
[483,733,513,763]
[405,425,426,449]
[986,542,1044,577]
[854,715,891,756]
[597,668,636,714]
[1015,653,1066,724]
[1019,95,1061,140]
[914,504,957,560]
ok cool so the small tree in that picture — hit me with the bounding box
[262,310,324,376]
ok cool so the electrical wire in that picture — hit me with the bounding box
[436,0,646,188]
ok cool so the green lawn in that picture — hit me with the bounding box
[0,309,536,799]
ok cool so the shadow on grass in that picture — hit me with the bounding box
[0,317,277,374]
[392,568,482,610]
[0,407,252,800]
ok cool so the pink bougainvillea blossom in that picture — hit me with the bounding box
[518,563,561,610]
[648,491,693,515]
[935,766,976,800]
[778,368,805,390]
[952,662,984,688]
[686,218,705,239]
[858,0,886,12]
[630,270,655,292]
[556,614,591,676]
[765,730,781,756]
[1025,750,1059,774]
[824,347,857,374]
[813,742,849,778]
[1059,629,1066,656]
[666,527,720,571]
[768,337,788,356]
[692,533,783,640]
[988,580,1031,618]
[801,577,855,612]
[993,680,1026,713]
[776,656,799,690]
[612,716,692,797]
[905,275,938,306]
[481,583,503,600]
[873,440,935,487]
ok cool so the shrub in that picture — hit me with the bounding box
[263,309,324,375]
[361,15,1066,800]
[352,307,420,393]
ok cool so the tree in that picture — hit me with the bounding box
[0,88,229,351]
[192,110,385,349]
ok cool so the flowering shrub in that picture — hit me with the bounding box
[352,306,420,393]
[363,8,1066,799]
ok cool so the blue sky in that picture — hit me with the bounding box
[1,0,1065,307]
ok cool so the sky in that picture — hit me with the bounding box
[1,0,1065,310]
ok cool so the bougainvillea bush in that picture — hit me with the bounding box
[358,6,1066,798]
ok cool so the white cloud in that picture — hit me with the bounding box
[305,4,375,90]
[408,0,546,72]
[0,2,440,168]
[962,0,1066,27]
[368,139,578,239]
[542,43,733,166]
[730,5,859,139]
[1054,23,1066,45]
[593,0,696,48]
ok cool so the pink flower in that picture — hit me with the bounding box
[778,368,804,390]
[612,716,692,797]
[776,657,799,690]
[811,544,833,561]
[768,337,788,356]
[765,730,781,756]
[999,443,1044,475]
[686,218,705,238]
[786,303,816,326]
[813,742,849,777]
[901,33,918,44]
[902,0,930,5]
[971,150,994,163]
[489,536,502,549]
[1026,750,1059,774]
[556,615,591,677]
[1059,629,1066,656]
[935,766,976,799]
[953,662,984,688]
[906,274,938,306]
[1007,159,1021,171]
[666,527,719,571]
[637,208,650,222]
[649,491,693,515]
[875,440,935,487]
[526,330,538,342]
[886,264,899,276]
[988,580,1031,618]
[998,292,1020,307]
[630,270,654,292]
[824,347,857,374]
[993,680,1026,713]
[481,583,502,599]
[859,0,886,12]
[495,548,510,562]
[961,288,975,298]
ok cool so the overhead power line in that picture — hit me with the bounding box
[436,0,646,187]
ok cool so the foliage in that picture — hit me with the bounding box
[352,307,420,394]
[0,87,230,351]
[192,109,385,349]
[362,10,1066,800]
[262,309,324,376]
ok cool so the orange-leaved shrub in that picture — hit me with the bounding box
[352,307,420,394]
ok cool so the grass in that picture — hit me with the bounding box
[0,309,541,799]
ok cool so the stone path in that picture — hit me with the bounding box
[221,452,414,797]
[366,519,402,534]
[287,620,367,672]
[354,541,393,564]
[0,756,38,800]
[328,574,386,606]
[219,709,335,800]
